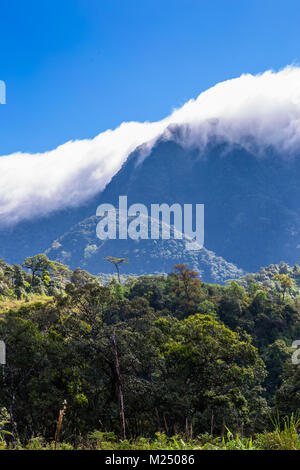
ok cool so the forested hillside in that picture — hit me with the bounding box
[0,255,300,449]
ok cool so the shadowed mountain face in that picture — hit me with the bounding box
[2,133,300,280]
[80,137,300,272]
[46,213,243,283]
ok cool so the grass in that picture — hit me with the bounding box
[2,418,300,450]
[0,295,53,318]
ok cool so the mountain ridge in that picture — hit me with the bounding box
[2,130,300,281]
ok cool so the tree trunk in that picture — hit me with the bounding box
[221,416,226,438]
[111,331,126,440]
[9,392,17,447]
[210,410,214,436]
[115,264,121,283]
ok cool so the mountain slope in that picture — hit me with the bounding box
[83,134,300,272]
[46,213,243,283]
[3,68,300,278]
[2,131,300,280]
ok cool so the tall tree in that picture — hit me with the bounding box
[104,257,129,283]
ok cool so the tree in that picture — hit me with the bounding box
[71,268,96,286]
[22,254,70,287]
[55,281,157,438]
[276,356,300,417]
[22,254,50,286]
[167,264,202,318]
[127,276,164,310]
[111,331,126,440]
[263,339,291,405]
[0,306,90,443]
[152,313,267,435]
[273,274,293,300]
[104,257,129,283]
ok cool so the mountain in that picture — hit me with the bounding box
[46,212,243,283]
[0,195,99,264]
[92,133,300,272]
[3,68,300,281]
[2,129,300,281]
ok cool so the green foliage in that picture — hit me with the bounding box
[2,424,300,450]
[254,414,300,450]
[0,259,300,449]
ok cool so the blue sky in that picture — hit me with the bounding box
[0,0,300,155]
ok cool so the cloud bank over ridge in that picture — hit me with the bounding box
[2,66,300,226]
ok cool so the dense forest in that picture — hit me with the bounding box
[1,254,300,450]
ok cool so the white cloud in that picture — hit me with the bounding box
[2,65,300,225]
